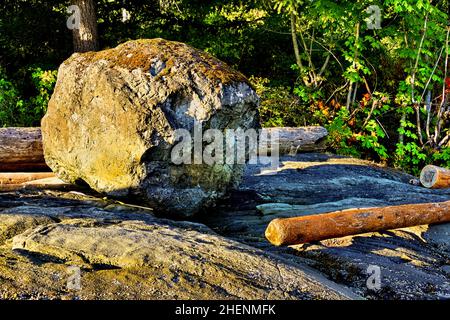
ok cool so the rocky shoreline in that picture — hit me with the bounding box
[0,153,449,299]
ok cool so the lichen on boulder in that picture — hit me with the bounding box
[41,39,260,216]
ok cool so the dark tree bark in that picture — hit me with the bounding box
[72,0,99,52]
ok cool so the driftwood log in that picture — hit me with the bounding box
[420,165,450,189]
[259,126,328,155]
[0,172,56,185]
[265,200,450,246]
[0,176,70,192]
[0,128,49,171]
[0,127,329,173]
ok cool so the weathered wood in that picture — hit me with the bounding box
[265,200,450,246]
[259,126,328,155]
[0,172,55,185]
[420,165,450,189]
[0,127,327,172]
[0,177,70,192]
[0,128,49,171]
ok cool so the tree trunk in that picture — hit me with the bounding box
[72,0,99,52]
[0,126,328,171]
[290,13,303,71]
[0,177,71,192]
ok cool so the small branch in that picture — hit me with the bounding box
[318,54,331,77]
[399,112,406,144]
[299,29,316,86]
[425,90,432,142]
[362,99,378,128]
[325,81,350,105]
[419,45,444,103]
[362,77,372,96]
[376,118,390,139]
[415,103,424,146]
[346,22,360,110]
[290,13,303,71]
[411,13,429,104]
[351,82,358,106]
[435,26,450,144]
[439,133,450,147]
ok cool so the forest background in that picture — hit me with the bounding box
[1,0,450,175]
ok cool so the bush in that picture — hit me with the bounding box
[0,69,23,127]
[0,67,56,127]
[250,76,309,127]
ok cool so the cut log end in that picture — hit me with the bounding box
[420,165,437,188]
[265,219,284,246]
[420,165,450,189]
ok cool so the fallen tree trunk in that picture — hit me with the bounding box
[420,165,450,189]
[259,126,328,155]
[0,127,328,172]
[0,172,56,185]
[265,200,450,246]
[0,128,49,171]
[0,177,71,192]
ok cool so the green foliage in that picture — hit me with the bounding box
[0,67,56,127]
[324,94,390,162]
[325,108,361,158]
[0,69,22,127]
[27,67,58,121]
[433,147,450,168]
[393,114,428,175]
[267,0,450,174]
[394,142,428,175]
[356,119,389,161]
[2,0,450,175]
[251,76,312,127]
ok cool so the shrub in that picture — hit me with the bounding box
[0,67,57,127]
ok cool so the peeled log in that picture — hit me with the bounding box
[0,177,70,192]
[259,126,328,155]
[0,172,56,185]
[265,201,450,246]
[420,165,450,189]
[0,126,327,174]
[0,128,48,171]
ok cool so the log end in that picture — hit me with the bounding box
[265,219,287,246]
[420,165,439,188]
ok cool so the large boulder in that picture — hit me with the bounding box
[41,39,260,216]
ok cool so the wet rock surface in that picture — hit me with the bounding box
[0,153,449,299]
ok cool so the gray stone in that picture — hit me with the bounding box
[202,153,450,299]
[423,223,450,253]
[2,152,450,299]
[0,190,357,300]
[442,265,450,275]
